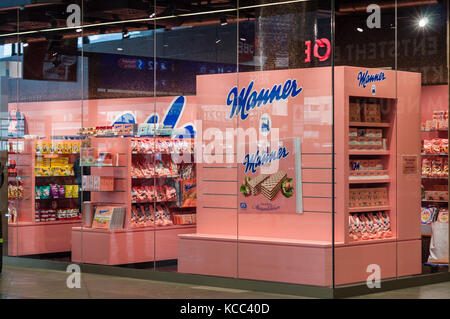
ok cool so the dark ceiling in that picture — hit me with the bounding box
[0,0,444,43]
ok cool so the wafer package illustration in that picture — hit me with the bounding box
[238,138,303,214]
[261,171,287,201]
[247,174,269,195]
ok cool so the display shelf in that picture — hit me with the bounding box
[131,200,177,204]
[421,129,448,132]
[35,175,75,178]
[421,176,448,180]
[347,237,396,245]
[349,178,390,184]
[349,122,391,127]
[421,153,448,156]
[421,199,448,203]
[348,206,390,213]
[131,175,178,179]
[349,150,390,155]
[9,220,81,227]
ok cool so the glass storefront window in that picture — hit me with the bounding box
[0,0,448,297]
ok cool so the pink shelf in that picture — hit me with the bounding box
[349,122,391,127]
[9,220,81,227]
[74,224,195,233]
[347,237,396,246]
[348,206,390,213]
[349,178,390,184]
[349,150,390,155]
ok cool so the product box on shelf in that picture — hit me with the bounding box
[92,206,126,230]
[349,103,361,122]
[82,176,114,192]
[362,103,381,123]
[349,187,388,208]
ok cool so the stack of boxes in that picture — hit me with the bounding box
[349,103,382,123]
[349,187,389,208]
[349,159,388,179]
[349,128,384,150]
[422,110,449,131]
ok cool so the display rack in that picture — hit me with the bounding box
[71,136,196,265]
[178,66,422,286]
[8,138,82,256]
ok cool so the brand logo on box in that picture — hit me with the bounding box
[240,202,247,209]
[242,146,290,174]
[357,70,386,88]
[227,79,303,121]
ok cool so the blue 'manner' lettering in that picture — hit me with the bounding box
[227,79,303,121]
[243,147,290,174]
[357,71,386,88]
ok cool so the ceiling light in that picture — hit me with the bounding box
[117,47,123,51]
[22,41,29,47]
[356,27,363,32]
[149,12,156,18]
[240,37,246,42]
[220,16,228,26]
[419,17,429,28]
[122,28,130,39]
[216,39,221,44]
[76,28,82,33]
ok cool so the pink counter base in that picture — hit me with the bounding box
[8,221,81,256]
[71,226,196,265]
[178,234,422,286]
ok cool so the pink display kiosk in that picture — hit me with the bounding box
[178,66,422,286]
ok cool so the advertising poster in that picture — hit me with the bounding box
[238,137,303,214]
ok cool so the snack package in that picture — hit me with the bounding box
[432,139,442,154]
[50,184,59,198]
[423,139,433,154]
[432,158,443,177]
[63,142,72,154]
[437,209,449,223]
[65,185,73,198]
[421,207,435,225]
[41,185,51,199]
[72,185,79,198]
[35,141,43,153]
[59,185,65,198]
[441,139,448,154]
[422,158,432,177]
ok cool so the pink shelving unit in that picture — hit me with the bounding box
[8,139,82,256]
[71,136,196,265]
[178,66,422,286]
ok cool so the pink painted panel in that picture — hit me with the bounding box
[201,194,237,209]
[396,71,422,241]
[303,183,332,197]
[155,227,196,261]
[397,240,422,277]
[303,198,332,212]
[302,155,332,168]
[302,169,332,183]
[198,167,238,181]
[335,242,397,285]
[9,222,81,256]
[178,237,238,278]
[197,209,237,236]
[238,242,332,286]
[237,213,332,242]
[197,181,238,195]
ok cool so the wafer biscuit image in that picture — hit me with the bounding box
[261,171,287,201]
[247,174,269,195]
